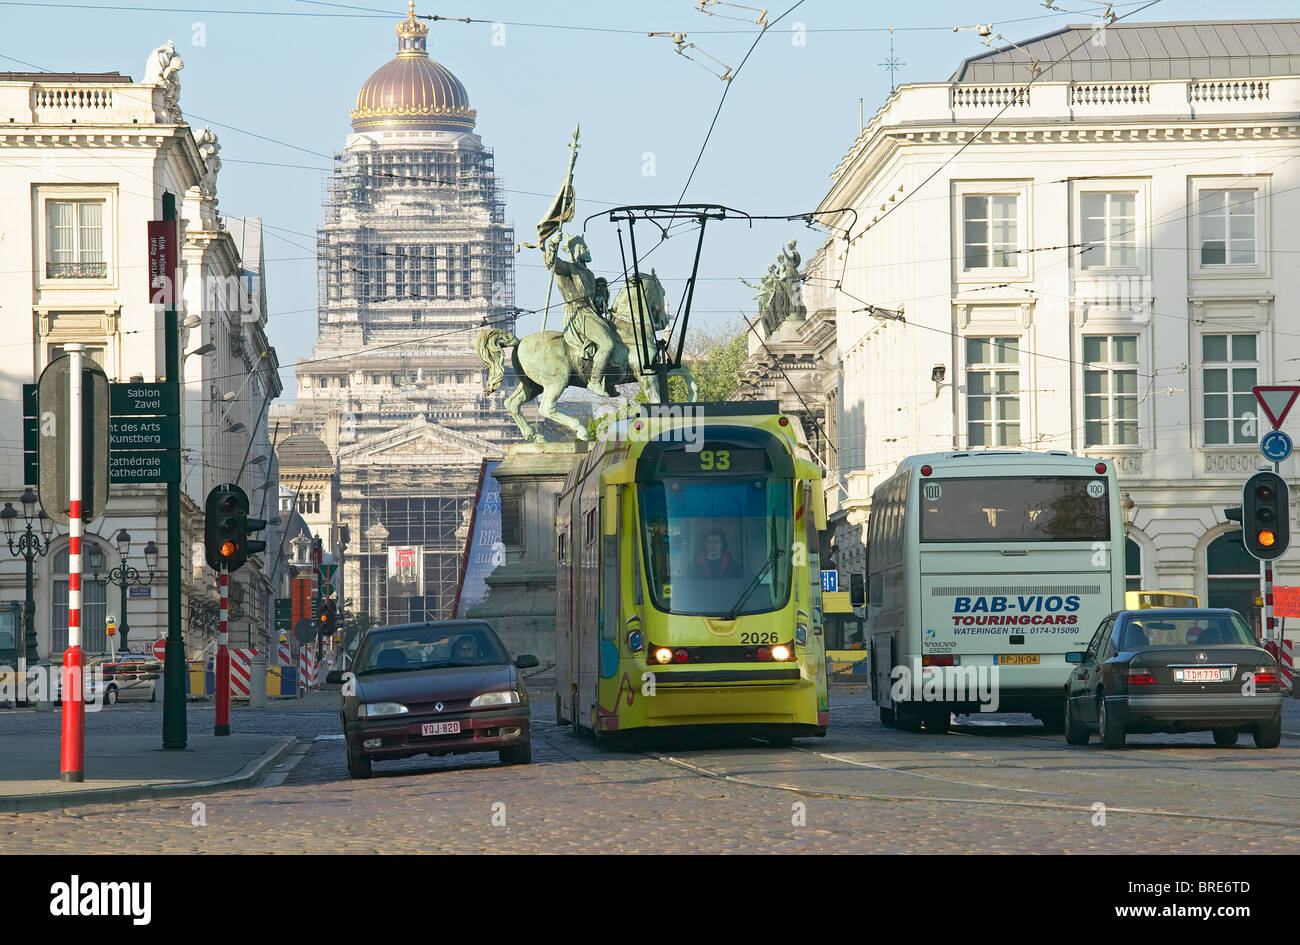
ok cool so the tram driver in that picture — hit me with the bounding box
[689,528,741,580]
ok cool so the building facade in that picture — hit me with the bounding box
[278,6,522,626]
[816,19,1300,626]
[0,53,279,658]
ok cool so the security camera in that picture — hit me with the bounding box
[931,364,946,383]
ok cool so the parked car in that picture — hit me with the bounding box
[1064,609,1283,749]
[329,620,538,779]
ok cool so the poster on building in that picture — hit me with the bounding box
[387,545,423,598]
[454,460,502,617]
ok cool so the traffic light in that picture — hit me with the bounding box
[849,572,865,608]
[203,483,265,572]
[319,599,337,639]
[1242,471,1290,560]
[204,484,244,570]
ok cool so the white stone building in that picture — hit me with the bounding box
[815,19,1300,629]
[0,51,280,659]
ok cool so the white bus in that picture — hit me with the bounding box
[866,451,1125,732]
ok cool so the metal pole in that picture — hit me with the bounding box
[21,549,34,690]
[60,344,85,782]
[161,191,186,750]
[118,574,129,654]
[215,564,230,735]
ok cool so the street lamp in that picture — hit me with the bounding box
[88,529,158,654]
[2,488,57,670]
[1121,492,1136,538]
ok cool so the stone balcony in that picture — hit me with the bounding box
[0,78,170,126]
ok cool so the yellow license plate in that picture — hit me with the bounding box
[997,654,1040,665]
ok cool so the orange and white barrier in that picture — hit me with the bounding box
[230,648,256,698]
[1281,639,1293,693]
[299,644,317,690]
[278,639,291,667]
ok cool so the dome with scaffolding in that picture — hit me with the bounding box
[350,2,476,134]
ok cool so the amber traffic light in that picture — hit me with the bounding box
[1242,472,1289,561]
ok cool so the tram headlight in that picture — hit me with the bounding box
[654,648,674,665]
[795,625,808,645]
[628,630,644,652]
[771,644,792,662]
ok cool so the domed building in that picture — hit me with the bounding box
[277,4,521,627]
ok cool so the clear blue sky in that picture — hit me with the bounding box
[3,0,1296,398]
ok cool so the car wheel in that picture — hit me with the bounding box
[1064,694,1090,745]
[1098,695,1126,748]
[1254,716,1282,749]
[345,740,372,779]
[499,741,532,765]
[104,685,118,706]
[879,706,896,727]
[1212,728,1239,747]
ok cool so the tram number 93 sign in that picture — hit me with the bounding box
[663,447,767,474]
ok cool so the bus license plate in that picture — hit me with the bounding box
[421,721,461,736]
[997,654,1040,665]
[1175,668,1226,683]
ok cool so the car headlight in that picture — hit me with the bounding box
[358,702,409,718]
[469,691,520,708]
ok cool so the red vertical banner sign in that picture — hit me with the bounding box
[147,219,178,306]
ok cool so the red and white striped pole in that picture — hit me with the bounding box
[215,565,230,735]
[60,345,86,782]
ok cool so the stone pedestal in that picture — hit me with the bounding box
[466,442,586,665]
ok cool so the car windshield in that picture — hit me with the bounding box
[1120,613,1257,649]
[353,624,508,674]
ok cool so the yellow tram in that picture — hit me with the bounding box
[556,402,829,741]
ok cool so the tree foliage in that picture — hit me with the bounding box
[682,319,750,402]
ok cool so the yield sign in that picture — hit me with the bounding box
[1253,386,1300,430]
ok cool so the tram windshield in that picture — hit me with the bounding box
[639,477,793,616]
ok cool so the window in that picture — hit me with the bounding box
[52,546,108,655]
[1080,192,1137,269]
[1202,333,1258,445]
[46,200,105,278]
[1199,189,1256,266]
[919,476,1110,543]
[966,337,1020,447]
[1125,538,1141,592]
[963,194,1018,269]
[1083,335,1139,446]
[1206,532,1261,638]
[46,344,105,370]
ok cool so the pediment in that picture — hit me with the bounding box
[337,416,498,464]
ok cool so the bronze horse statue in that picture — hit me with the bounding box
[477,271,697,442]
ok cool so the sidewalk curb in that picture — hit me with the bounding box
[0,735,298,814]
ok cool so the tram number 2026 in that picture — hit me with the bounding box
[741,631,779,644]
[698,449,730,471]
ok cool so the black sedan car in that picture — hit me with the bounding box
[1064,609,1283,749]
[328,620,539,779]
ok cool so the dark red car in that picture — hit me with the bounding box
[328,620,538,779]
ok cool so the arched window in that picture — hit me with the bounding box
[1125,538,1142,591]
[52,544,109,655]
[1206,532,1261,635]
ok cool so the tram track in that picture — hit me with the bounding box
[640,744,1300,830]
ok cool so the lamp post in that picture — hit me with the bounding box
[2,488,57,675]
[88,529,158,655]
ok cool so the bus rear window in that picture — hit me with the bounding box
[919,476,1110,543]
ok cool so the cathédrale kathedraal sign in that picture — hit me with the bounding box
[148,219,178,305]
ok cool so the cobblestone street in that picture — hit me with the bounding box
[3,688,1299,854]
